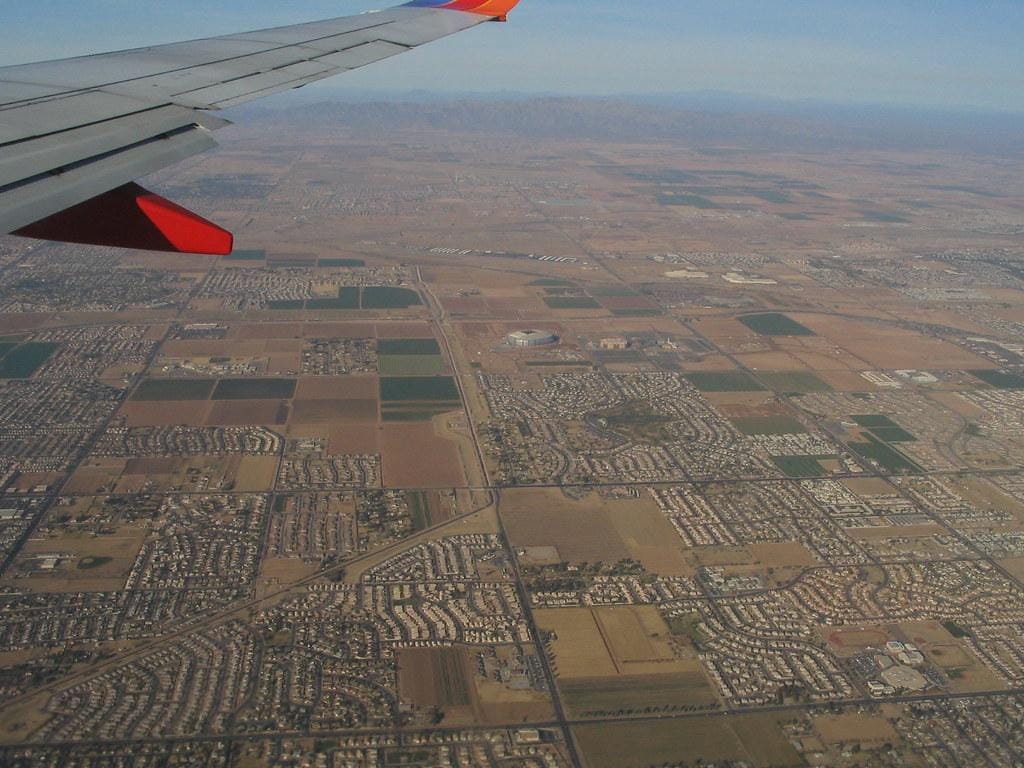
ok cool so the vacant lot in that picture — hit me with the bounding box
[604,496,691,576]
[685,371,766,392]
[543,296,602,310]
[814,712,898,747]
[731,415,806,435]
[575,714,802,768]
[295,376,378,400]
[290,398,378,423]
[398,647,473,708]
[120,400,212,426]
[212,378,297,400]
[561,670,716,716]
[739,313,815,336]
[206,400,288,425]
[381,423,465,488]
[758,370,833,393]
[502,489,631,565]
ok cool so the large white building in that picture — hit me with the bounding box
[506,330,557,348]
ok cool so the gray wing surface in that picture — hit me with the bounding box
[0,3,513,241]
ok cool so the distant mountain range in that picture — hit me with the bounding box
[232,94,1024,155]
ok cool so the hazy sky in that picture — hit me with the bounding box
[2,0,1022,113]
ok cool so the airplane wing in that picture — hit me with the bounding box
[0,0,521,255]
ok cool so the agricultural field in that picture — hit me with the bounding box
[0,342,59,378]
[739,313,815,336]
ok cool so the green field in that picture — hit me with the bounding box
[772,455,830,478]
[738,313,815,336]
[381,409,450,422]
[338,287,361,308]
[0,342,59,378]
[731,415,806,436]
[379,355,445,376]
[867,426,917,443]
[267,300,305,311]
[133,379,215,401]
[684,371,766,392]
[361,286,422,309]
[657,192,719,208]
[380,376,460,402]
[378,339,441,356]
[861,210,910,223]
[758,371,833,393]
[212,378,297,400]
[318,258,365,267]
[970,369,1024,390]
[525,360,593,367]
[561,672,717,716]
[852,415,916,442]
[78,556,113,570]
[588,286,640,297]
[544,296,602,310]
[849,435,921,473]
[530,278,575,287]
[611,308,662,317]
[407,492,429,532]
[851,414,899,428]
[306,297,356,310]
[225,249,265,261]
[0,342,19,359]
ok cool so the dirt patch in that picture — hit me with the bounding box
[328,425,380,455]
[380,422,465,488]
[206,400,288,425]
[814,713,897,746]
[501,489,631,565]
[295,376,379,400]
[120,401,212,426]
[604,497,692,576]
[291,399,378,423]
[232,323,304,339]
[377,322,436,339]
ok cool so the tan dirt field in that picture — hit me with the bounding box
[604,497,692,577]
[295,376,379,400]
[206,400,288,426]
[235,456,280,491]
[575,714,802,768]
[303,322,376,338]
[380,423,465,488]
[120,401,212,426]
[231,323,304,339]
[327,425,381,455]
[500,489,632,565]
[291,399,378,423]
[814,713,898,746]
[376,322,435,339]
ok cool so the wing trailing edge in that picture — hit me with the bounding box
[14,183,233,255]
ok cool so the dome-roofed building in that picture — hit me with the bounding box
[506,329,557,348]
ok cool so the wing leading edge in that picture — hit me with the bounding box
[0,0,521,254]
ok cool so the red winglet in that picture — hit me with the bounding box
[14,182,233,256]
